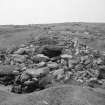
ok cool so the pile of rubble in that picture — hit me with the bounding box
[0,37,105,94]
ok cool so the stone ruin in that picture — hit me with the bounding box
[0,37,105,94]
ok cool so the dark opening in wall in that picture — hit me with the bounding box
[41,45,63,58]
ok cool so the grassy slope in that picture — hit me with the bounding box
[1,85,105,105]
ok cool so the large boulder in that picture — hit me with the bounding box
[12,54,27,63]
[47,61,59,70]
[61,54,72,59]
[23,80,37,86]
[36,61,46,68]
[14,48,31,55]
[32,54,49,63]
[25,67,50,78]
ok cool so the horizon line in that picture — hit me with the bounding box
[0,21,105,26]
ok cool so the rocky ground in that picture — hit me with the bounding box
[0,23,105,105]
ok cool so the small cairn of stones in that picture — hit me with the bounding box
[0,37,105,94]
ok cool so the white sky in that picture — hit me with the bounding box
[0,0,105,24]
